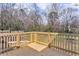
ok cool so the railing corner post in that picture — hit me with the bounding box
[34,32,37,43]
[48,33,51,45]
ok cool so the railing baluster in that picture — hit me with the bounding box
[48,33,51,48]
[74,36,77,56]
[58,35,60,52]
[1,36,4,49]
[0,37,1,50]
[30,33,33,42]
[63,35,65,53]
[68,35,70,55]
[58,35,60,51]
[61,37,65,53]
[78,37,79,55]
[66,35,68,55]
[3,36,5,49]
[52,34,54,47]
[71,36,73,55]
[8,35,11,47]
[56,35,58,50]
[55,35,57,49]
[6,36,8,48]
[5,36,6,49]
[72,36,75,56]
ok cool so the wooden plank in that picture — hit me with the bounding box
[28,42,47,52]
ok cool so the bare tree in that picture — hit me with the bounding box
[47,3,62,32]
[61,7,78,33]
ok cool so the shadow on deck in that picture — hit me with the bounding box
[0,46,69,56]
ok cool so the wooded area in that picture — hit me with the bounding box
[0,3,79,33]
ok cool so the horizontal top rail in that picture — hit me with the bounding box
[0,32,79,36]
[0,32,31,36]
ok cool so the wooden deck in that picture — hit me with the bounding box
[0,46,69,56]
[0,32,79,56]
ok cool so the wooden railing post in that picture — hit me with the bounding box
[16,34,20,47]
[48,33,51,48]
[48,33,51,44]
[30,33,33,42]
[34,32,37,43]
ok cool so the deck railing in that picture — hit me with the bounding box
[0,32,31,53]
[50,33,79,56]
[0,32,79,56]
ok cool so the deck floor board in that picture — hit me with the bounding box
[0,46,69,56]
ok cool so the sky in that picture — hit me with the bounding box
[1,3,79,17]
[14,3,79,11]
[0,3,79,11]
[14,3,50,10]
